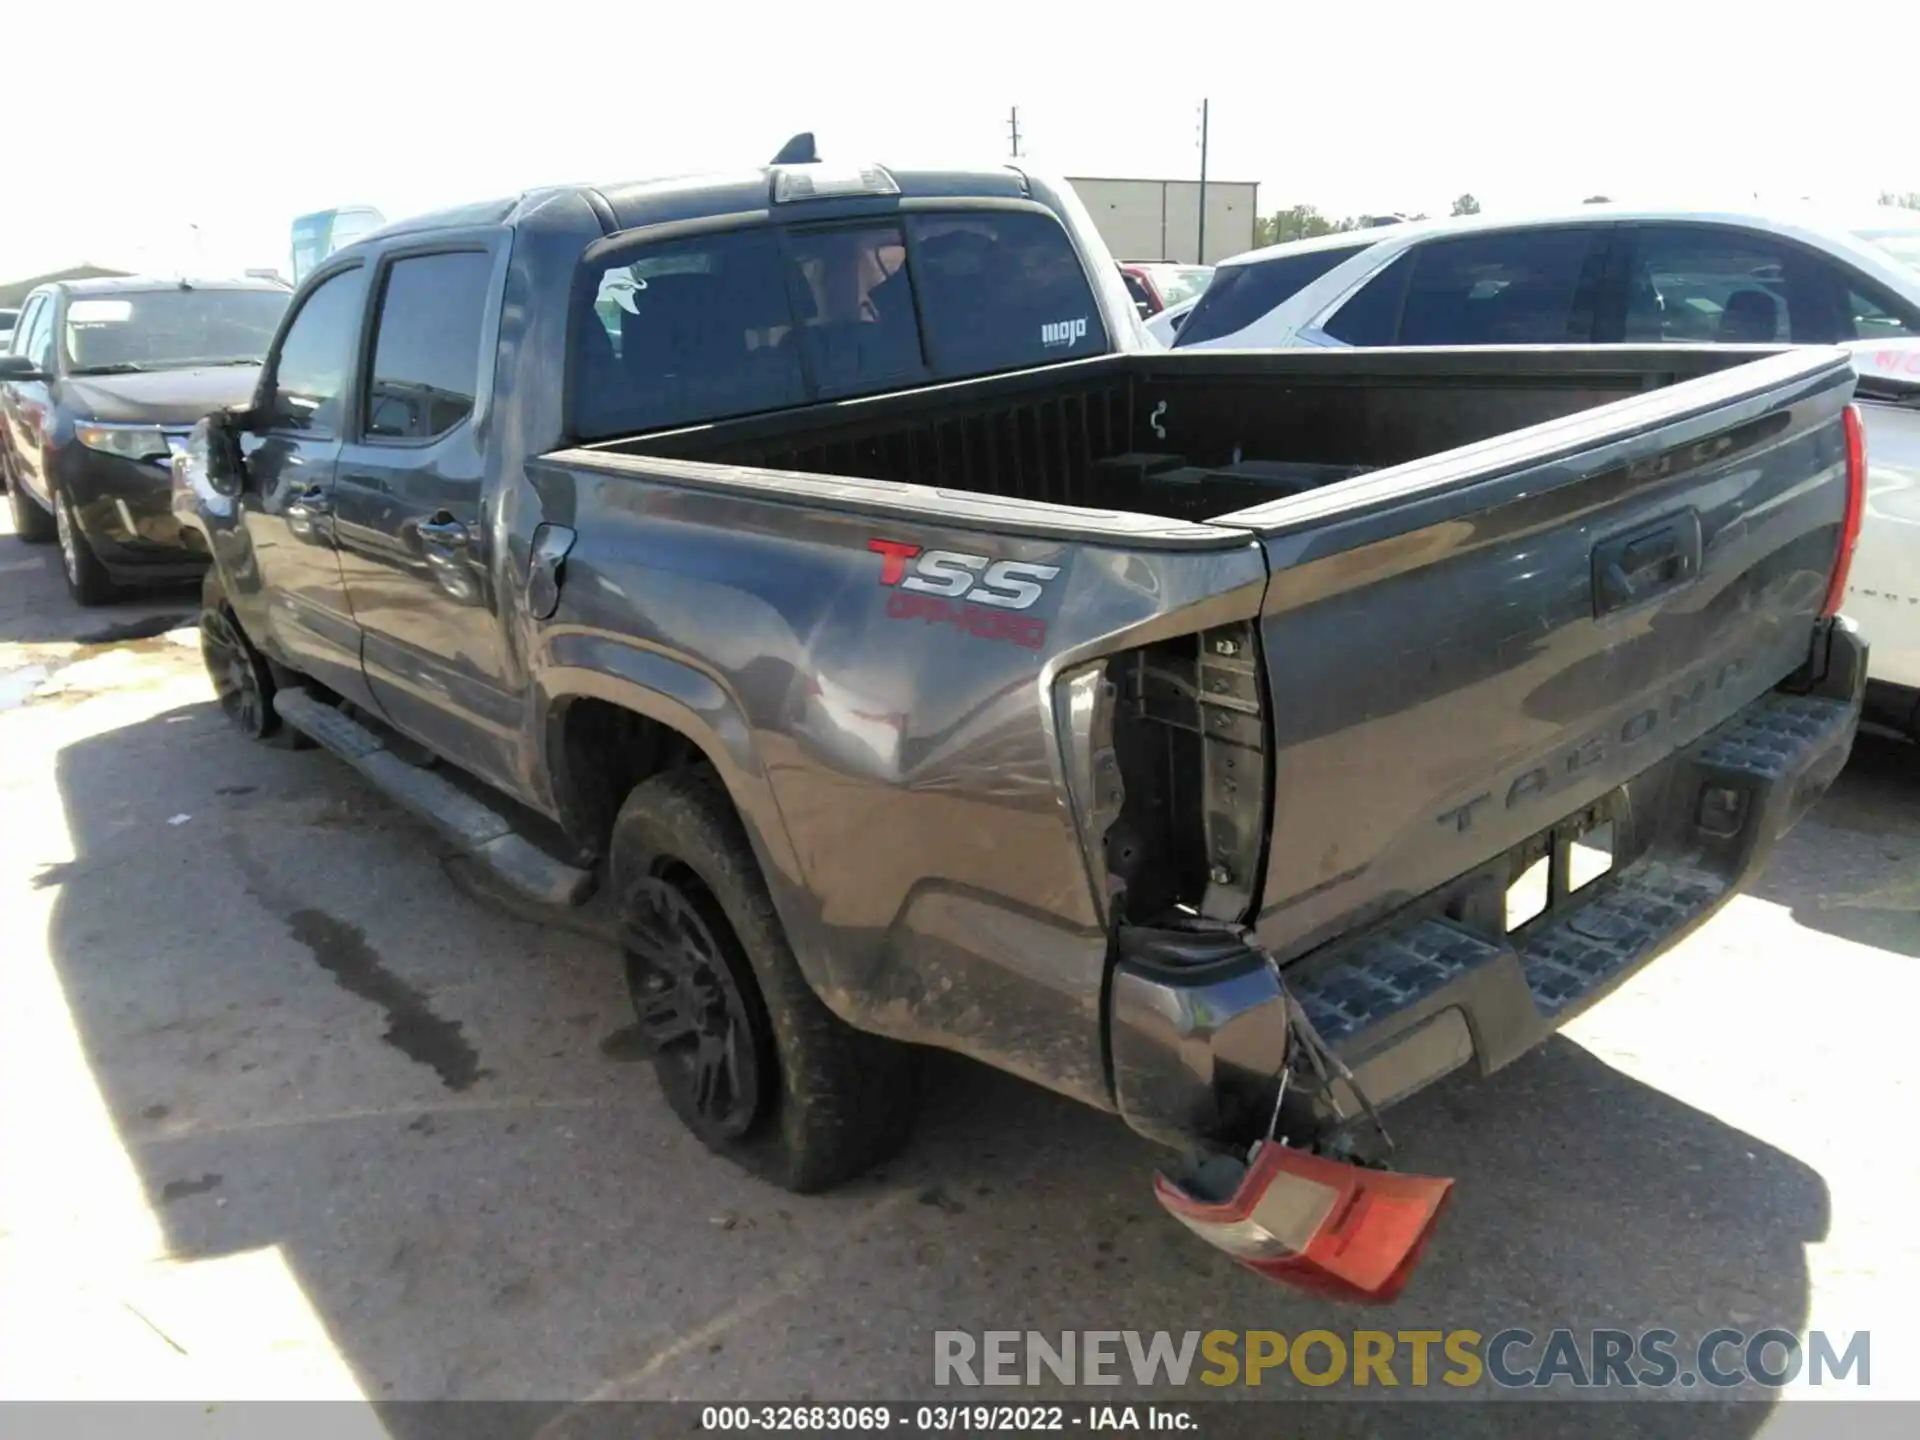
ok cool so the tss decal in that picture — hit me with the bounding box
[867,539,1062,650]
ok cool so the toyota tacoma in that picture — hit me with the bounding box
[172,140,1868,1301]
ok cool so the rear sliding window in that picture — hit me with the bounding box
[569,209,1106,440]
[1175,244,1368,347]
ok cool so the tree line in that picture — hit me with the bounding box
[1252,193,1500,247]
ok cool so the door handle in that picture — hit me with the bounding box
[416,513,473,549]
[1603,534,1679,595]
[285,483,331,516]
[284,484,332,544]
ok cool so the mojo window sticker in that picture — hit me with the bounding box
[1041,316,1088,348]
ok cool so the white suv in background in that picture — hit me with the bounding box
[1174,204,1920,740]
[1171,205,1920,352]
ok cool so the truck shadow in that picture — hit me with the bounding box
[39,701,1825,1436]
[1747,726,1920,957]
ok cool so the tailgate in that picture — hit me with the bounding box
[1224,347,1857,962]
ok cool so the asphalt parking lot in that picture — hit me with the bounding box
[1,508,1916,1435]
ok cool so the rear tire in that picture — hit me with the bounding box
[53,486,118,606]
[7,469,55,544]
[611,766,918,1192]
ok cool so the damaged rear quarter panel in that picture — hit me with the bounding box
[542,460,1268,1108]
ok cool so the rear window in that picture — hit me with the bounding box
[908,211,1105,375]
[785,223,926,398]
[569,208,1105,440]
[1174,244,1368,347]
[574,228,810,440]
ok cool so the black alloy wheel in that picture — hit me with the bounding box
[623,869,771,1144]
[200,605,271,738]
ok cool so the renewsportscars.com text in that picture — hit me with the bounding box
[933,1328,1871,1390]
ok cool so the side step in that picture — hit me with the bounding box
[274,690,595,908]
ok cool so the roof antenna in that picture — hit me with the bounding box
[771,132,818,165]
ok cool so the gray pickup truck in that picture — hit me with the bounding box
[174,144,1868,1300]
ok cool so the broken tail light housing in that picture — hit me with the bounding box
[1154,1142,1454,1303]
[1821,402,1867,619]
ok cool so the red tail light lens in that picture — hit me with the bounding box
[1822,403,1867,619]
[1154,1143,1454,1304]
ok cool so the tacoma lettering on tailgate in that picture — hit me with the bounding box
[1436,656,1748,835]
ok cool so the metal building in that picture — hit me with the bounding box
[1066,177,1260,265]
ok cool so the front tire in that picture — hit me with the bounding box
[6,466,56,544]
[52,486,118,605]
[199,603,310,748]
[611,767,919,1192]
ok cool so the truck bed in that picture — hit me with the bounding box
[534,342,1858,1133]
[584,345,1798,526]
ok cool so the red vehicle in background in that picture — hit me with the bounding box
[1118,260,1213,317]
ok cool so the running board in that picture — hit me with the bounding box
[273,689,595,908]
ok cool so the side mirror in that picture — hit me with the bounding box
[1135,301,1153,321]
[189,410,249,498]
[0,353,45,381]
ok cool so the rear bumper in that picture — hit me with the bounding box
[1109,618,1865,1150]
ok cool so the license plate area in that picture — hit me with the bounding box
[1503,803,1619,934]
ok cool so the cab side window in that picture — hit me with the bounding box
[269,266,369,434]
[363,251,494,441]
[1396,228,1604,345]
[10,297,44,357]
[22,298,57,372]
[1321,228,1604,346]
[1841,276,1920,341]
[1622,226,1799,343]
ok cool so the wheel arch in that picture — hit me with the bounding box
[538,647,808,916]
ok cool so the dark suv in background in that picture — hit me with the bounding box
[0,276,290,603]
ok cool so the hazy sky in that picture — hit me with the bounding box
[9,0,1917,283]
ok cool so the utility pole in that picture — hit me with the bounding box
[1009,106,1022,159]
[1196,99,1210,263]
